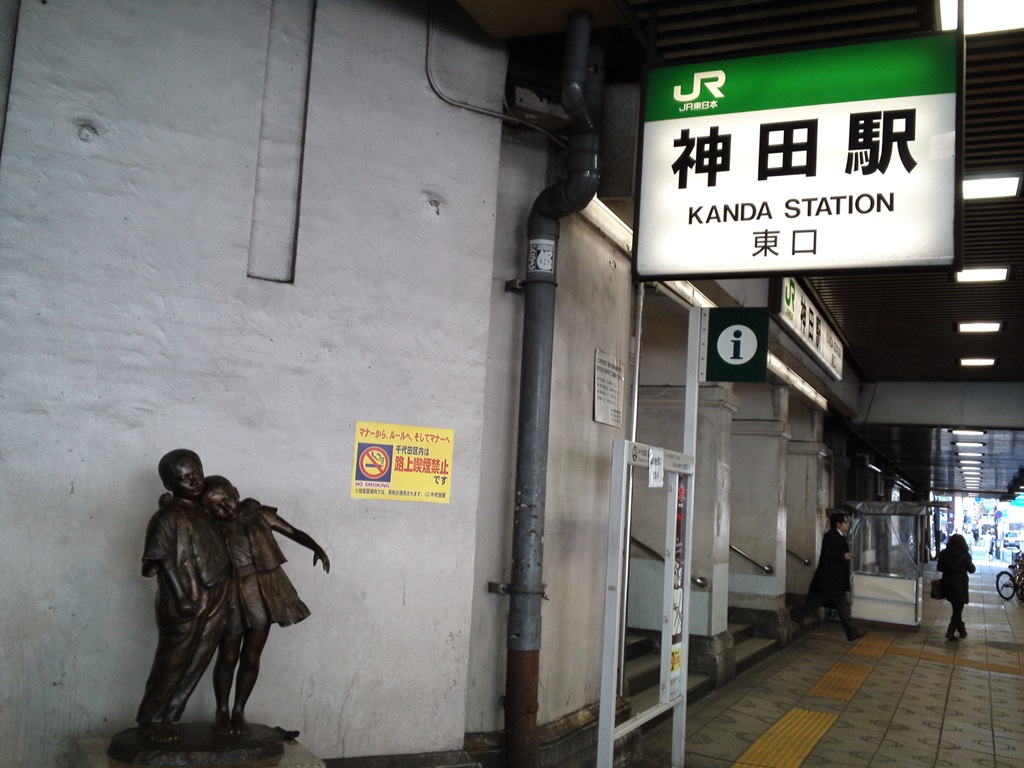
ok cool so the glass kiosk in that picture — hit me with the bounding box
[844,501,930,627]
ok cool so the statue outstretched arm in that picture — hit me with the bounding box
[269,515,330,573]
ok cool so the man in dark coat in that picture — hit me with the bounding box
[790,512,867,641]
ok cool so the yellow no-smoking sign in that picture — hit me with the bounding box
[351,420,454,504]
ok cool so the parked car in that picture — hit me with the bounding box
[1003,531,1022,550]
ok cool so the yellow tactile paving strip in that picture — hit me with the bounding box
[730,707,837,768]
[847,631,894,659]
[805,659,873,700]
[886,645,1024,676]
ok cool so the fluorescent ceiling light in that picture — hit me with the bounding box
[960,358,996,366]
[963,174,1022,199]
[940,0,1024,34]
[958,321,1002,333]
[954,442,984,447]
[958,452,983,457]
[956,268,1008,282]
[951,429,985,435]
[960,460,982,465]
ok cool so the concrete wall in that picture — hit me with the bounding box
[0,0,513,763]
[466,124,634,732]
[0,0,636,763]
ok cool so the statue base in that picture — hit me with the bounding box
[79,724,325,768]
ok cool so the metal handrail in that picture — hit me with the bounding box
[729,544,774,574]
[631,537,707,587]
[786,548,811,567]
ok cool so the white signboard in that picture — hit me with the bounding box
[593,349,625,428]
[778,277,844,380]
[635,35,959,277]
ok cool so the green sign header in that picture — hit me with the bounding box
[645,34,957,122]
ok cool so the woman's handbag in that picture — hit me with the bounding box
[930,578,944,600]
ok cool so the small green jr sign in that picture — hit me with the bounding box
[700,308,769,383]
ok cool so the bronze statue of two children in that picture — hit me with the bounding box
[134,449,329,742]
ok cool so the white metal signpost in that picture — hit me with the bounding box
[596,440,694,767]
[597,311,701,768]
[635,34,959,277]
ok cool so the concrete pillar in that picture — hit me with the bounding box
[687,383,739,685]
[728,384,791,641]
[785,408,829,606]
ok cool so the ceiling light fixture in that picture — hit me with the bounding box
[960,358,996,366]
[951,429,986,436]
[963,174,1022,199]
[956,268,1008,282]
[960,460,982,465]
[940,0,1024,34]
[954,442,984,447]
[958,321,1003,333]
[958,452,983,457]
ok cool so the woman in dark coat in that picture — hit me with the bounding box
[937,533,976,641]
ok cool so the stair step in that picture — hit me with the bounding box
[734,636,779,674]
[624,631,658,662]
[622,624,781,733]
[624,649,661,694]
[627,670,712,716]
[727,621,754,644]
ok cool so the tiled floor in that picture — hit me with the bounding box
[637,556,1024,767]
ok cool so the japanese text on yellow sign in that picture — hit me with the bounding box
[351,421,454,504]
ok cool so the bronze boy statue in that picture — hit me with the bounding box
[135,449,234,742]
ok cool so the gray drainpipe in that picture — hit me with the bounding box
[505,12,603,768]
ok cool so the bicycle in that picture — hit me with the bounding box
[995,551,1024,602]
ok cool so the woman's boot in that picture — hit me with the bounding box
[945,624,958,641]
[958,623,967,638]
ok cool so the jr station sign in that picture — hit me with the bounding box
[634,34,960,278]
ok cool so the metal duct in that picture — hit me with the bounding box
[505,12,603,768]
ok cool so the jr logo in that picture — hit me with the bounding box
[673,70,726,102]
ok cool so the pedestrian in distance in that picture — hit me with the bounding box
[790,511,868,642]
[937,532,975,641]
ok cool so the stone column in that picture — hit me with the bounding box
[728,384,791,642]
[785,407,829,610]
[686,382,739,686]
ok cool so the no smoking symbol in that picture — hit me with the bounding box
[358,445,391,480]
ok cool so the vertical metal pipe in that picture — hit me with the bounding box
[505,13,601,768]
[505,219,558,768]
[616,282,645,692]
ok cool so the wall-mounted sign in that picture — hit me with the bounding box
[775,277,844,381]
[635,34,958,278]
[699,307,769,383]
[351,421,454,503]
[594,349,625,428]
